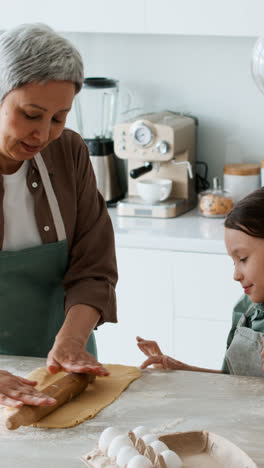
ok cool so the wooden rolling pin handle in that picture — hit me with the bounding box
[5,372,95,430]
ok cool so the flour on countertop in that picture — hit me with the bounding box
[152,418,184,434]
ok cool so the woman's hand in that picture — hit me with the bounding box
[47,336,109,376]
[136,336,191,371]
[0,370,56,408]
[47,304,109,376]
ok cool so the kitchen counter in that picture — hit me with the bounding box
[108,207,228,254]
[0,355,263,467]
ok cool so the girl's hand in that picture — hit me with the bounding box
[0,370,56,408]
[47,336,109,376]
[136,336,191,371]
[136,336,164,368]
[139,354,192,371]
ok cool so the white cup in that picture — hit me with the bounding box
[137,178,173,203]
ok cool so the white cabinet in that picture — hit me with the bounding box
[173,318,231,370]
[95,247,174,366]
[171,251,241,369]
[96,246,241,368]
[172,251,241,322]
[0,0,145,33]
[0,0,263,36]
[145,0,264,37]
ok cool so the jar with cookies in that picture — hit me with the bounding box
[199,176,235,218]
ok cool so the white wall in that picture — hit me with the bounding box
[64,32,264,184]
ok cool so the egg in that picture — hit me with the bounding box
[108,434,134,459]
[149,440,168,455]
[132,426,149,439]
[127,454,153,468]
[98,427,121,453]
[160,449,183,468]
[141,434,157,445]
[116,446,139,467]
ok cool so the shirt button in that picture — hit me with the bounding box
[44,226,50,232]
[32,182,38,188]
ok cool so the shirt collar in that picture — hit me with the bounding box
[250,302,264,322]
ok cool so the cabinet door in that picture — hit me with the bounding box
[95,247,174,366]
[171,251,241,368]
[146,0,264,37]
[0,0,145,33]
[174,318,231,369]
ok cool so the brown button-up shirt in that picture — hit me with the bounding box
[0,129,118,326]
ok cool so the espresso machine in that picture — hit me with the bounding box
[75,77,124,205]
[114,111,197,218]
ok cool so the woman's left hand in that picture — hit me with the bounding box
[46,336,109,376]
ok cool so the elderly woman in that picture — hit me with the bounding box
[0,24,118,408]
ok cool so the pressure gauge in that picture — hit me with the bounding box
[132,123,153,146]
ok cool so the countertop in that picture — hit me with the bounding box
[0,355,263,467]
[108,207,228,254]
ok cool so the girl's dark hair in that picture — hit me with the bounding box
[224,187,264,239]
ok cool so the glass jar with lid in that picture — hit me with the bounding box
[199,176,235,218]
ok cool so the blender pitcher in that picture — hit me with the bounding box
[75,77,123,204]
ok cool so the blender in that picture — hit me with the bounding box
[75,77,124,205]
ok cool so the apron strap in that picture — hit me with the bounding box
[34,153,66,241]
[236,303,256,328]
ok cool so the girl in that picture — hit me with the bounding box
[137,187,264,377]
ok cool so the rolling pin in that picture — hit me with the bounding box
[5,372,95,430]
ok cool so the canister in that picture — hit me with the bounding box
[223,164,260,202]
[261,160,264,187]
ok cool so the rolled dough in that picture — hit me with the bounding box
[12,364,141,429]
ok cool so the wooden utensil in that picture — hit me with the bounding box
[5,372,95,430]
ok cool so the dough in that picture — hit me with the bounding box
[16,364,141,429]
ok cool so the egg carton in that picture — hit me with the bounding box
[159,431,257,468]
[81,426,257,468]
[81,426,182,468]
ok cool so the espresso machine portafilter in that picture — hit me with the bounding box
[113,111,197,218]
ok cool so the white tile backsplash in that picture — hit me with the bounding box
[63,32,263,185]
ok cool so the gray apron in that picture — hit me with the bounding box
[225,304,263,377]
[0,152,97,359]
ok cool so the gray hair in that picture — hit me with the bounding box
[0,23,84,101]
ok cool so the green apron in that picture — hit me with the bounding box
[225,303,263,377]
[0,152,97,359]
